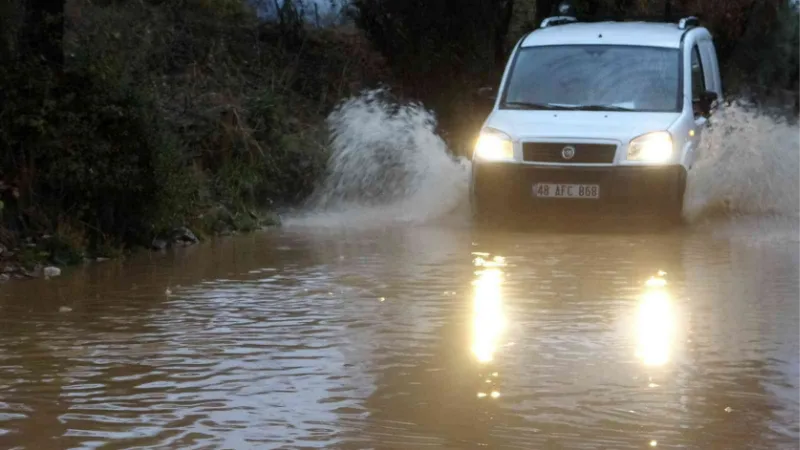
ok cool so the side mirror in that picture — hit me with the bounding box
[693,90,718,117]
[477,86,497,102]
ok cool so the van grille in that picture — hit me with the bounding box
[522,142,617,164]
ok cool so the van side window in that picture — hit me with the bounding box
[691,45,705,100]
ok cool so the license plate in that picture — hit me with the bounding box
[533,183,600,199]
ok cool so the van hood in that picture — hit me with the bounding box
[484,110,681,143]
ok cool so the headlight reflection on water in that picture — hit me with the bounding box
[635,273,675,367]
[471,255,507,364]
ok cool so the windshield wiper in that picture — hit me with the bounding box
[503,102,578,110]
[572,104,635,111]
[504,102,635,112]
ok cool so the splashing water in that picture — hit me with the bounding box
[284,89,471,228]
[284,90,798,230]
[683,101,799,223]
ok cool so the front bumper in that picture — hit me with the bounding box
[471,162,687,215]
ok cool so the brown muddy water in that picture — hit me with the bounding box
[0,218,797,450]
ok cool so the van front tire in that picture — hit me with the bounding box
[659,199,685,226]
[471,193,505,228]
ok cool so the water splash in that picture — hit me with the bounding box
[684,101,799,223]
[284,89,471,228]
[284,90,798,229]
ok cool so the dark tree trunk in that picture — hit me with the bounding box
[586,0,601,18]
[22,0,64,68]
[534,0,555,27]
[493,0,514,68]
[615,0,634,15]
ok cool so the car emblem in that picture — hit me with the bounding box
[561,145,576,160]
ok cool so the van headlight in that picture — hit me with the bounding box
[626,131,673,163]
[474,128,514,161]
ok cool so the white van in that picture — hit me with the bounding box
[470,5,723,224]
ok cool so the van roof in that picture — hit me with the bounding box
[521,21,694,49]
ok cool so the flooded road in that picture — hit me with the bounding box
[0,219,797,449]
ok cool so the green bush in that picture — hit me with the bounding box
[0,58,197,249]
[724,2,799,94]
[0,0,391,264]
[0,0,22,60]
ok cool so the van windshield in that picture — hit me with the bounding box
[501,45,681,112]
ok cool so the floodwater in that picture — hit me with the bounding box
[2,92,799,449]
[0,218,797,449]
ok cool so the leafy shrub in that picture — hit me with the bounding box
[0,0,22,60]
[0,0,393,266]
[719,1,799,94]
[0,58,197,249]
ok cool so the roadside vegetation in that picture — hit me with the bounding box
[0,0,388,276]
[0,0,797,278]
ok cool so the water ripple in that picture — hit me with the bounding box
[0,226,796,449]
